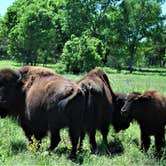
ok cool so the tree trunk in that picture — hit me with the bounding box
[129,44,135,73]
[102,53,108,65]
[128,35,138,74]
[32,53,37,66]
[159,47,165,67]
[43,57,47,67]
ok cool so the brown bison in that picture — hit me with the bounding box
[77,69,130,151]
[121,90,166,152]
[0,66,85,158]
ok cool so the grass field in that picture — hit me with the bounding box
[0,60,166,165]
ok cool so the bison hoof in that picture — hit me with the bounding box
[91,147,97,153]
[68,153,76,160]
[78,147,83,152]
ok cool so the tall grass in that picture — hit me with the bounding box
[0,60,166,165]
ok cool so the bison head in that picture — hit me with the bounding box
[112,93,131,132]
[0,69,23,118]
[121,92,143,120]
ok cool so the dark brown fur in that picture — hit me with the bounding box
[112,93,130,132]
[0,66,85,158]
[77,69,130,151]
[121,90,166,152]
[0,69,24,118]
[19,66,59,91]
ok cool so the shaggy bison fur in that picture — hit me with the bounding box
[0,66,85,158]
[77,69,130,151]
[121,90,166,152]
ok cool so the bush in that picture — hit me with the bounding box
[61,35,105,73]
[53,62,66,74]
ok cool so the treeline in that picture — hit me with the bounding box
[0,0,166,73]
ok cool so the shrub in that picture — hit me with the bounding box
[54,62,66,74]
[61,35,105,73]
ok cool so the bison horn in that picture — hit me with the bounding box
[16,71,22,82]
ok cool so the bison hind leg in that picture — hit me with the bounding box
[100,125,109,146]
[68,127,81,159]
[48,128,61,151]
[78,131,86,151]
[21,123,33,144]
[88,130,97,153]
[140,131,150,152]
[155,128,165,154]
[35,130,47,140]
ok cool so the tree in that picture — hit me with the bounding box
[61,35,105,73]
[150,22,166,67]
[141,23,166,67]
[2,0,69,64]
[7,4,56,65]
[0,19,8,59]
[119,0,163,73]
[0,0,165,70]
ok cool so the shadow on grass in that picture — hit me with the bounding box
[126,72,166,77]
[53,138,123,163]
[53,147,84,164]
[95,138,124,157]
[11,140,27,154]
[122,68,166,76]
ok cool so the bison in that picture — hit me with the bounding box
[121,90,166,153]
[0,66,85,158]
[77,69,130,151]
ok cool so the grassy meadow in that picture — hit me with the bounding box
[0,60,166,165]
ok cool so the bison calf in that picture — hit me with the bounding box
[121,90,166,153]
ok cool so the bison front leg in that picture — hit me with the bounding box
[101,125,109,146]
[140,130,150,152]
[20,122,33,144]
[78,131,85,151]
[48,129,61,151]
[155,128,165,153]
[88,130,97,152]
[69,127,80,159]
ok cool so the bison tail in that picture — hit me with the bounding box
[57,89,80,112]
[57,98,69,112]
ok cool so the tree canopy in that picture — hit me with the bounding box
[0,0,165,73]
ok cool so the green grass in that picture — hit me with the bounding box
[0,60,166,165]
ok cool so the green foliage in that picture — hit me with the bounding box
[7,3,56,65]
[1,0,68,65]
[0,0,165,71]
[53,62,66,74]
[61,35,105,73]
[0,19,8,59]
[118,0,164,72]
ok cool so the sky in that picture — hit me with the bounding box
[0,0,166,17]
[0,0,16,17]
